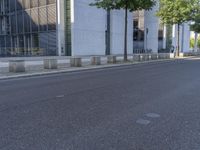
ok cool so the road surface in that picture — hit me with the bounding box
[0,58,200,150]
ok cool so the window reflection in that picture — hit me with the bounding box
[0,0,57,56]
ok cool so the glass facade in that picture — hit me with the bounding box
[133,11,145,52]
[133,10,164,53]
[0,0,57,56]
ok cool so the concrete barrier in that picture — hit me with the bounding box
[9,60,25,73]
[70,57,82,67]
[43,59,58,69]
[107,55,117,64]
[91,56,101,65]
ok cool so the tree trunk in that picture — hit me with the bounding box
[106,9,111,55]
[124,2,128,61]
[176,24,180,57]
[194,32,198,52]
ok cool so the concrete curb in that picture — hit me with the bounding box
[0,58,185,80]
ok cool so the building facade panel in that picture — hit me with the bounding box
[110,9,133,55]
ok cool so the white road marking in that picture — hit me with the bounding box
[56,95,65,98]
[146,113,160,118]
[136,119,150,125]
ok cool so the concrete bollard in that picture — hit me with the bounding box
[179,53,185,57]
[43,59,58,69]
[133,54,141,62]
[91,56,101,65]
[140,55,144,61]
[148,54,152,60]
[158,53,166,59]
[107,55,117,64]
[169,53,175,59]
[9,60,25,73]
[151,54,158,60]
[70,57,82,67]
[141,54,149,61]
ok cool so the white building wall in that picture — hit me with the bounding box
[72,0,106,56]
[110,10,133,55]
[172,23,190,52]
[71,0,133,56]
[181,23,190,52]
[57,0,66,56]
[144,0,159,52]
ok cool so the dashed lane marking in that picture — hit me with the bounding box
[56,95,65,98]
[136,119,150,125]
[146,113,160,118]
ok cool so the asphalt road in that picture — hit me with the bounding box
[1,58,200,150]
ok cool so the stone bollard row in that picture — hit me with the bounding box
[8,53,175,73]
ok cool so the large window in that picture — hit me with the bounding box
[0,0,57,56]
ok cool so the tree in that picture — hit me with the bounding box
[91,0,156,61]
[157,0,197,56]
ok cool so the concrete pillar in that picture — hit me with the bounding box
[172,23,190,53]
[144,0,159,52]
[181,23,190,52]
[57,0,66,56]
[163,25,167,49]
[9,60,25,73]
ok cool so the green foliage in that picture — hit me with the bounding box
[90,0,156,11]
[190,36,200,48]
[190,14,200,33]
[190,0,200,20]
[190,38,195,48]
[157,0,199,25]
[198,36,200,48]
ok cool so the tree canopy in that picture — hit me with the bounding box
[191,15,200,33]
[90,0,156,11]
[190,0,200,33]
[157,0,199,25]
